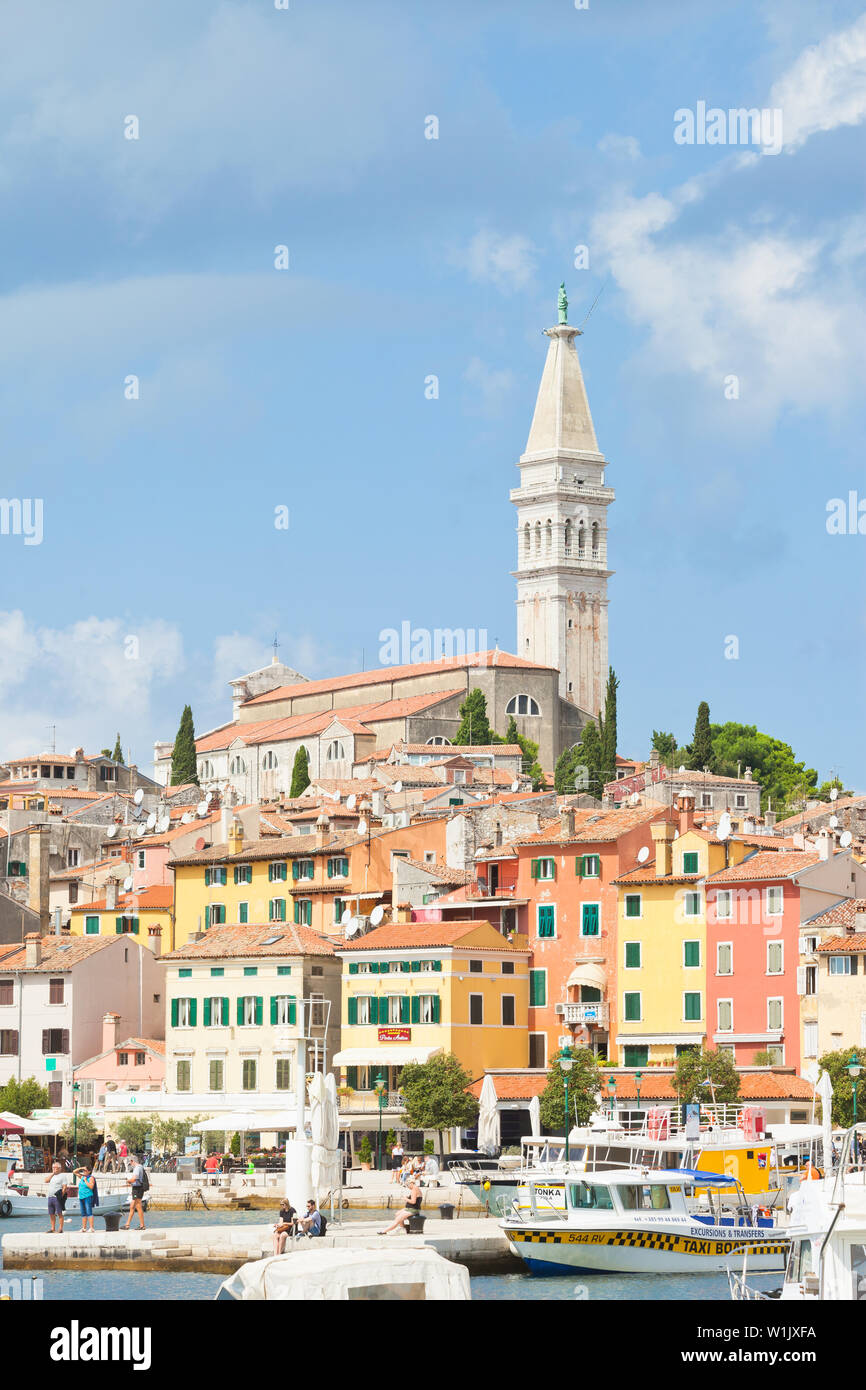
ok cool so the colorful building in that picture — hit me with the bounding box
[815,927,866,1055]
[73,1011,165,1111]
[68,885,174,950]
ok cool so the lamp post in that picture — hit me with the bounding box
[374,1071,387,1171]
[72,1081,81,1166]
[559,1047,574,1164]
[607,1076,617,1122]
[634,1070,643,1131]
[848,1054,862,1125]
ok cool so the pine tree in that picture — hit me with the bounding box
[452,689,492,746]
[170,705,199,786]
[688,701,715,772]
[598,668,618,784]
[652,730,678,763]
[112,733,123,764]
[290,745,310,797]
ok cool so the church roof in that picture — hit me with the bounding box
[523,324,600,456]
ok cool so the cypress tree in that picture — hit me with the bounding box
[290,745,310,797]
[452,689,492,745]
[598,668,619,784]
[689,701,715,772]
[555,720,603,797]
[170,705,199,786]
[112,733,123,764]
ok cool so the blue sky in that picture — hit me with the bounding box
[0,0,864,787]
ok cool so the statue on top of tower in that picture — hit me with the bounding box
[557,281,568,324]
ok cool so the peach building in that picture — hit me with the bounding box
[73,1011,165,1111]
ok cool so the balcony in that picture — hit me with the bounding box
[562,1002,609,1028]
[338,1091,405,1113]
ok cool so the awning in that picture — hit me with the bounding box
[332,1046,443,1067]
[565,963,607,991]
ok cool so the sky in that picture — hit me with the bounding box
[0,0,864,787]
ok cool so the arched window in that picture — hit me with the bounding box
[523,523,530,555]
[577,523,585,557]
[591,522,599,557]
[262,751,278,771]
[546,519,552,552]
[506,694,541,717]
[229,756,247,775]
[426,736,452,746]
[534,521,541,554]
[200,760,214,780]
[326,740,346,761]
[564,519,572,556]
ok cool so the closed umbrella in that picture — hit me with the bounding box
[477,1075,500,1155]
[528,1095,541,1139]
[817,1069,835,1173]
[310,1074,341,1200]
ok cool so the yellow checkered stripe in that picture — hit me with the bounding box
[505,1228,788,1257]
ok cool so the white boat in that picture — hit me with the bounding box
[730,1122,866,1302]
[501,1167,789,1276]
[216,1246,471,1300]
[0,1156,132,1220]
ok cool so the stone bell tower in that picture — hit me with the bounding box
[511,285,614,718]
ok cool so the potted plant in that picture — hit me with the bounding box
[358,1136,373,1171]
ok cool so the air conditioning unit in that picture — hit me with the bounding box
[554,1003,565,1016]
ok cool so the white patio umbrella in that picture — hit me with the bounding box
[528,1095,541,1139]
[477,1075,500,1154]
[190,1111,302,1134]
[817,1069,835,1173]
[310,1073,342,1200]
[0,1112,56,1135]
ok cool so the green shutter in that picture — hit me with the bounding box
[530,859,539,879]
[288,998,296,1026]
[400,961,411,973]
[270,996,278,1025]
[203,997,212,1027]
[431,995,441,1023]
[411,996,420,1024]
[624,992,641,1022]
[292,861,300,880]
[370,996,380,1025]
[575,856,583,877]
[346,1066,357,1089]
[400,996,410,1024]
[582,904,599,936]
[411,960,421,973]
[254,997,263,1026]
[171,998,178,1028]
[348,997,357,1024]
[530,970,546,1007]
[222,997,229,1023]
[85,916,98,935]
[204,868,210,885]
[187,999,196,1027]
[349,962,358,975]
[370,962,380,974]
[239,902,248,924]
[132,917,139,934]
[625,942,641,968]
[432,960,442,972]
[684,941,700,968]
[115,917,123,934]
[237,997,244,1026]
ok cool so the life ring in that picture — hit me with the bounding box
[0,1200,12,1217]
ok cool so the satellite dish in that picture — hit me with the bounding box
[511,781,520,793]
[629,792,640,806]
[357,819,368,835]
[716,812,732,842]
[146,813,157,829]
[196,801,208,817]
[678,765,686,774]
[122,876,134,892]
[106,825,117,839]
[329,791,341,803]
[840,830,853,848]
[157,815,170,833]
[830,787,839,801]
[340,908,352,927]
[829,815,839,828]
[180,812,193,824]
[637,847,650,864]
[346,794,357,811]
[370,904,385,926]
[134,788,144,805]
[392,781,403,794]
[130,805,142,820]
[194,836,206,852]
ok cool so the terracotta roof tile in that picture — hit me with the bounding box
[517,806,665,847]
[70,885,174,914]
[162,923,335,960]
[0,936,118,971]
[808,898,866,928]
[241,650,553,707]
[706,850,821,884]
[816,933,866,953]
[339,920,528,952]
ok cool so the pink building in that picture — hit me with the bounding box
[73,1012,165,1111]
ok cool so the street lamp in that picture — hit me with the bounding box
[559,1047,574,1164]
[634,1070,643,1130]
[607,1076,617,1121]
[72,1081,81,1165]
[373,1071,387,1171]
[847,1053,862,1127]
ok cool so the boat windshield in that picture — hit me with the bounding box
[786,1238,814,1284]
[619,1183,671,1211]
[568,1181,614,1210]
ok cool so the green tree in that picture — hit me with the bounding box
[452,689,493,746]
[504,716,544,790]
[710,722,818,813]
[674,1047,740,1105]
[230,1131,241,1157]
[688,701,716,772]
[152,1115,202,1153]
[651,730,678,763]
[112,734,123,764]
[358,1136,373,1166]
[100,747,112,759]
[558,719,604,797]
[61,1113,98,1154]
[398,1053,479,1158]
[813,777,853,802]
[290,745,310,797]
[385,1129,397,1151]
[751,1049,774,1066]
[817,1048,866,1127]
[0,1076,49,1115]
[597,668,619,784]
[114,1116,152,1154]
[539,1048,601,1132]
[170,704,199,786]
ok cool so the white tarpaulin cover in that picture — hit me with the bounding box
[216,1247,471,1301]
[331,1046,442,1066]
[190,1111,303,1133]
[817,1070,835,1173]
[528,1095,541,1139]
[477,1074,500,1155]
[310,1073,342,1199]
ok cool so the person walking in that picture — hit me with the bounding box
[378,1178,423,1235]
[118,1138,128,1170]
[45,1161,66,1234]
[124,1154,147,1230]
[390,1138,404,1181]
[75,1163,96,1233]
[95,1141,107,1173]
[105,1136,118,1173]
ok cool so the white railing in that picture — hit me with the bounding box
[563,1002,609,1027]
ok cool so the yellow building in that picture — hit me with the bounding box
[68,885,175,950]
[816,930,866,1055]
[611,807,751,1067]
[334,920,530,1093]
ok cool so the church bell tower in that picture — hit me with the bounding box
[511,285,613,718]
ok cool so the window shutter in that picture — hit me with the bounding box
[132,917,139,934]
[170,999,178,1028]
[292,861,299,880]
[288,997,296,1025]
[187,999,196,1027]
[220,997,228,1024]
[115,917,123,934]
[400,996,410,1024]
[796,967,807,996]
[61,1030,69,1053]
[379,963,389,975]
[203,997,211,1027]
[433,960,442,972]
[348,996,357,1024]
[530,859,539,879]
[431,995,441,1023]
[411,995,420,1024]
[237,997,244,1026]
[853,956,860,976]
[346,1066,357,1089]
[254,997,263,1026]
[349,962,358,975]
[239,902,248,924]
[42,1029,49,1054]
[400,961,410,973]
[411,961,421,973]
[10,1031,17,1053]
[270,996,278,1025]
[370,962,380,974]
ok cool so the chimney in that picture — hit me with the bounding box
[24,932,41,968]
[560,806,575,837]
[744,766,752,781]
[676,792,695,835]
[26,824,50,935]
[650,820,676,877]
[371,790,385,818]
[855,911,866,934]
[764,810,776,829]
[148,925,162,959]
[817,829,832,862]
[227,816,244,857]
[315,813,331,849]
[102,1012,121,1052]
[105,877,119,911]
[648,748,661,771]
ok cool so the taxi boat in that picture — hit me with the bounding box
[501,1167,789,1276]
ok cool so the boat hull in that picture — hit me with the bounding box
[0,1191,130,1219]
[502,1224,788,1275]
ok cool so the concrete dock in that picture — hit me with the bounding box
[1,1218,517,1275]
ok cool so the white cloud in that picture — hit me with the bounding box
[451,230,539,293]
[771,11,866,150]
[597,133,641,161]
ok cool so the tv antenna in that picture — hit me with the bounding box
[577,276,609,331]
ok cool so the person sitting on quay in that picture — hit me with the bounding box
[378,1178,423,1236]
[273,1200,298,1253]
[296,1198,322,1237]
